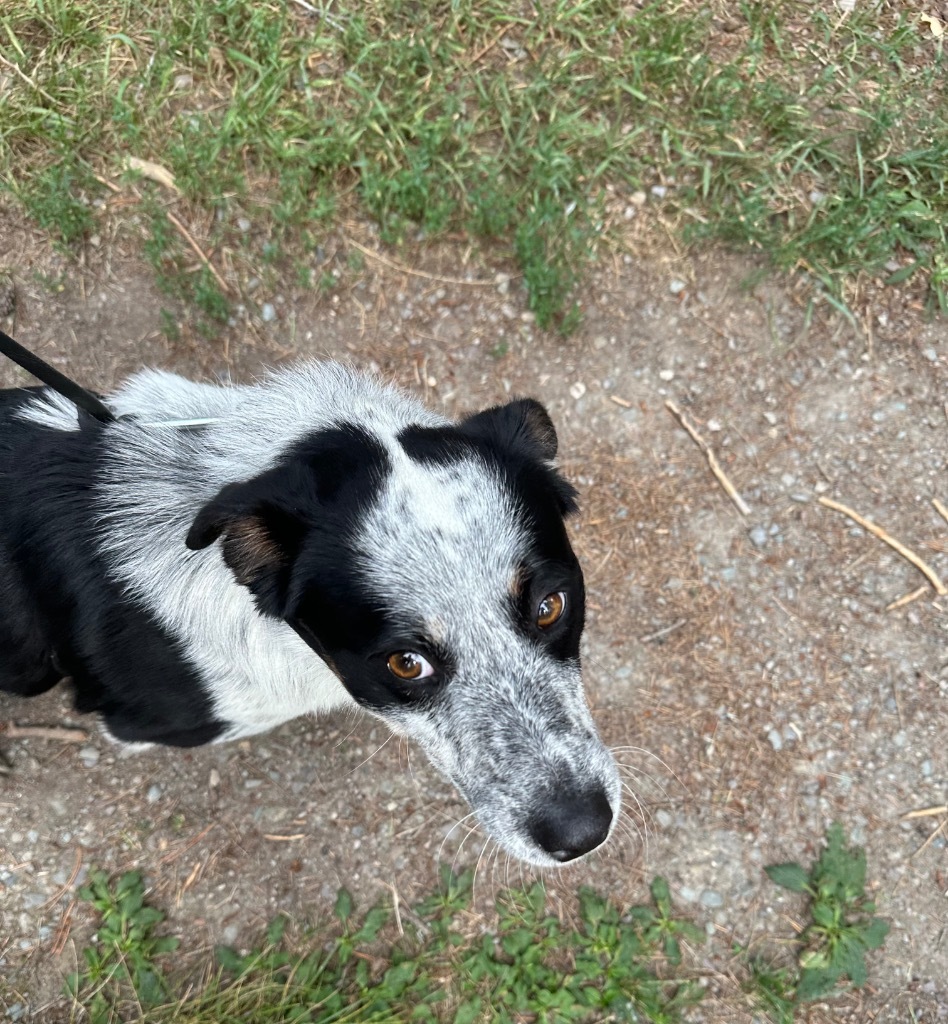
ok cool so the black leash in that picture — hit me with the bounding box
[0,327,116,424]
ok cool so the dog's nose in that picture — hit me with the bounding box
[528,786,613,862]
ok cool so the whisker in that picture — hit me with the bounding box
[471,836,494,902]
[609,744,689,792]
[345,733,394,776]
[437,810,479,867]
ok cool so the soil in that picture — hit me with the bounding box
[1,199,946,1023]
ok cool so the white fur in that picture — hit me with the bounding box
[19,362,621,865]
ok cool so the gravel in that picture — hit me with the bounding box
[0,210,946,1023]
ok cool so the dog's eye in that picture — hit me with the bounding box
[387,652,434,681]
[537,591,566,629]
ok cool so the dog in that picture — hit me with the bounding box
[0,362,620,866]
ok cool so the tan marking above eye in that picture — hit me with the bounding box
[537,591,566,629]
[387,651,434,680]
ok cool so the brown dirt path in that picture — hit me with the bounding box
[1,202,946,1022]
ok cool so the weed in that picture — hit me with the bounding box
[19,161,97,246]
[67,869,179,1022]
[70,863,705,1024]
[159,309,181,342]
[764,822,890,1004]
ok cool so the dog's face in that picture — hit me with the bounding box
[187,399,620,867]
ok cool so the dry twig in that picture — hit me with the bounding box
[885,585,929,612]
[664,400,750,516]
[640,619,687,643]
[0,54,59,106]
[52,899,76,956]
[817,497,947,596]
[166,212,231,295]
[40,847,84,911]
[4,724,89,743]
[346,238,497,287]
[902,805,948,820]
[912,819,948,860]
[933,497,948,529]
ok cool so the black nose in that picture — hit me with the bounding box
[528,786,613,862]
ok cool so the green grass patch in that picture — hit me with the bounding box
[69,865,706,1024]
[1,1,945,329]
[66,824,889,1023]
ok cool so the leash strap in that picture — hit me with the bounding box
[0,327,116,424]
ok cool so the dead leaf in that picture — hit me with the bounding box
[125,156,179,192]
[920,13,945,36]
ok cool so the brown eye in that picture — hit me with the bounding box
[537,591,566,629]
[387,652,434,681]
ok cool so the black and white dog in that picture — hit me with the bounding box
[0,363,620,866]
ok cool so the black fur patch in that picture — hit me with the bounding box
[0,389,225,746]
[398,401,585,660]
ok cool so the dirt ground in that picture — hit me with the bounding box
[1,200,946,1023]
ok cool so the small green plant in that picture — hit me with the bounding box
[20,161,96,246]
[71,863,705,1024]
[67,869,179,1022]
[764,822,890,1004]
[741,950,796,1024]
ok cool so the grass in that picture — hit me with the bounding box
[1,1,946,331]
[69,865,707,1024]
[66,824,887,1023]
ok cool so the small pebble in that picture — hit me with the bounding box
[749,526,768,548]
[78,746,99,768]
[261,303,276,322]
[237,217,251,233]
[767,728,783,752]
[700,889,724,909]
[669,280,686,296]
[658,369,675,381]
[569,382,586,400]
[146,784,162,803]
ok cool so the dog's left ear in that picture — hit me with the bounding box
[461,398,578,517]
[461,398,559,463]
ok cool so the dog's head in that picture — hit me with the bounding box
[186,398,620,866]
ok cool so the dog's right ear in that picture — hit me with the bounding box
[186,469,311,615]
[186,423,390,615]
